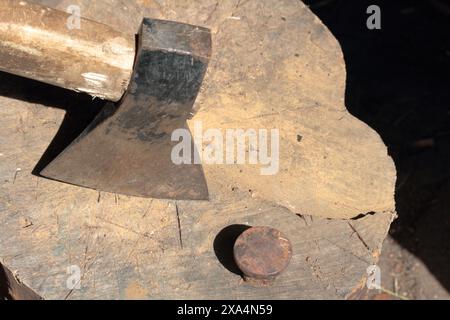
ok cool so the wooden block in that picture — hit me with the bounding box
[0,0,396,299]
[33,0,396,219]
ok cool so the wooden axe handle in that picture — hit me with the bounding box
[0,0,136,101]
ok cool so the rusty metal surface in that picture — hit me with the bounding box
[233,226,293,285]
[41,18,211,200]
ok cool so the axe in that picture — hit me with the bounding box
[0,0,212,200]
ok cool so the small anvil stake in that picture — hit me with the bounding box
[0,1,212,200]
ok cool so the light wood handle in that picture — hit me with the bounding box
[0,0,136,101]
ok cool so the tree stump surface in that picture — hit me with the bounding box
[0,0,396,299]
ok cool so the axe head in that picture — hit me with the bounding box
[41,19,211,200]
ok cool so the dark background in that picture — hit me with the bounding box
[303,0,450,297]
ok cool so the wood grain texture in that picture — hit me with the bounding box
[0,104,394,298]
[0,0,135,101]
[0,0,396,299]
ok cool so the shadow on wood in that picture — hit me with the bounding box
[0,71,104,176]
[213,224,251,276]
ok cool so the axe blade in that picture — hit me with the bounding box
[41,19,211,200]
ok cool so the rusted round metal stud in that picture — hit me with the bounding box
[233,226,292,286]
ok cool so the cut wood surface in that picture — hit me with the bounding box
[30,0,396,220]
[0,0,396,299]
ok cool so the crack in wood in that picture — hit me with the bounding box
[347,222,370,251]
[175,202,183,249]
